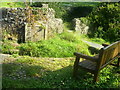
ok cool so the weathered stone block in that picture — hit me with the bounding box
[73,18,89,34]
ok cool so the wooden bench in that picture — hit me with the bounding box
[73,41,120,82]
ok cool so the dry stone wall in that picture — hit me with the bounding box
[73,18,89,34]
[1,8,27,42]
[47,8,64,38]
[1,4,64,43]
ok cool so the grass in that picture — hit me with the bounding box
[89,38,110,45]
[1,2,119,88]
[1,40,19,54]
[17,32,91,57]
[0,2,26,8]
[2,32,109,57]
[2,56,120,88]
[2,32,119,88]
[78,34,110,45]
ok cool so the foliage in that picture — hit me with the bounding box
[41,2,98,22]
[30,2,42,7]
[0,2,26,8]
[2,33,109,57]
[2,40,19,54]
[48,2,68,20]
[59,32,79,42]
[2,56,119,88]
[65,6,94,22]
[76,34,109,45]
[79,17,89,25]
[11,54,19,58]
[89,38,110,45]
[46,2,98,30]
[19,32,90,57]
[88,2,120,42]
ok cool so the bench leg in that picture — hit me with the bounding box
[93,71,99,82]
[73,56,80,78]
[117,58,120,67]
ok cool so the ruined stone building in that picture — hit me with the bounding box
[0,4,64,43]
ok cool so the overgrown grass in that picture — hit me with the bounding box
[2,32,119,88]
[2,32,110,57]
[89,38,110,45]
[2,56,119,88]
[19,32,90,57]
[2,40,19,54]
[0,2,26,8]
[78,34,110,45]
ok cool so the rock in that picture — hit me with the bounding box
[73,18,89,34]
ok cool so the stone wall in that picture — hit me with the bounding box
[1,4,64,43]
[47,8,63,38]
[1,8,27,42]
[73,18,89,34]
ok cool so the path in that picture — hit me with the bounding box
[67,30,103,49]
[82,40,103,49]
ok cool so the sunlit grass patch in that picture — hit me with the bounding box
[19,32,91,57]
[89,38,110,45]
[77,34,110,45]
[2,56,119,88]
[0,2,26,8]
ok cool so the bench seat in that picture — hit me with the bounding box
[79,60,97,72]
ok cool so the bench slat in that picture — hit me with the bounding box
[100,42,118,68]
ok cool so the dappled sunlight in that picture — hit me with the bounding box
[1,2,120,88]
[2,56,119,88]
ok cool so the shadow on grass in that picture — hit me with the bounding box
[2,58,119,88]
[88,46,99,55]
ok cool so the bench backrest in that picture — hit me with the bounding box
[98,41,119,69]
[118,41,120,54]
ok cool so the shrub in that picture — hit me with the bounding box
[19,43,40,56]
[79,17,89,25]
[88,2,120,42]
[30,2,42,7]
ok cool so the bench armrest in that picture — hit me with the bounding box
[74,52,98,62]
[102,43,109,47]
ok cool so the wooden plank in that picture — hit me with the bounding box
[118,41,120,54]
[100,42,118,67]
[74,52,98,61]
[79,60,96,71]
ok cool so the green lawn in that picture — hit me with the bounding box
[78,34,110,45]
[0,2,26,8]
[2,55,119,88]
[2,32,92,57]
[2,32,119,88]
[1,2,119,88]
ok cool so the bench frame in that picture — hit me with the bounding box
[73,41,120,82]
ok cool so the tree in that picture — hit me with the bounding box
[88,2,120,42]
